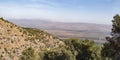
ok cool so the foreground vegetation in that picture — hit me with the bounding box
[20,39,102,60]
[101,14,120,60]
[20,14,120,60]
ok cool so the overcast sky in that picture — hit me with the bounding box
[0,0,120,24]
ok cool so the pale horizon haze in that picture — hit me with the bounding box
[0,0,120,24]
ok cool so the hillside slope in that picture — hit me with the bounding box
[0,18,64,60]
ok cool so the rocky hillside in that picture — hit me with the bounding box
[0,18,64,60]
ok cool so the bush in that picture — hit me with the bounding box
[38,49,75,60]
[19,47,37,60]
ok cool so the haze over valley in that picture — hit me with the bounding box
[10,19,111,43]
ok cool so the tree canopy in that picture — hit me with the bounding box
[102,14,120,60]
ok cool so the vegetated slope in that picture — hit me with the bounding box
[0,18,64,60]
[10,19,111,43]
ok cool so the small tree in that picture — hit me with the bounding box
[75,40,94,60]
[102,14,120,60]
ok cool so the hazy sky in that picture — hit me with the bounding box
[0,0,120,24]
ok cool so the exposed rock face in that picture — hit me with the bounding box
[0,18,64,60]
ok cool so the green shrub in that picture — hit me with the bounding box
[19,47,37,60]
[38,49,75,60]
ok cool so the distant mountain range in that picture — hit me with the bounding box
[9,19,112,43]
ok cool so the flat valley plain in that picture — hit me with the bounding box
[10,19,111,43]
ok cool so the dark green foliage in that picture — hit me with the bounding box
[38,49,75,60]
[4,48,8,53]
[65,38,102,60]
[102,14,120,60]
[76,44,93,60]
[42,51,60,60]
[20,47,36,60]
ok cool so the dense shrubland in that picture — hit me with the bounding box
[20,39,102,60]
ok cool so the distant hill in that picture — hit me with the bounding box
[0,18,64,60]
[9,19,111,43]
